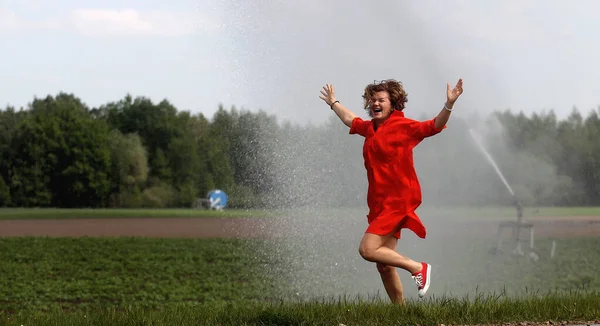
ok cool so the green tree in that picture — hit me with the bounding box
[0,106,27,206]
[107,130,149,207]
[10,93,112,207]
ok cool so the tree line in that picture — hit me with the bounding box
[0,92,598,208]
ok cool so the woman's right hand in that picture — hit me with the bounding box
[319,84,336,106]
[319,83,356,127]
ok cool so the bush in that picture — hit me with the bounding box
[141,183,176,208]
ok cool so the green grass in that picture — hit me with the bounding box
[0,237,286,314]
[3,292,599,326]
[1,236,600,324]
[0,208,274,219]
[2,205,600,220]
[527,206,600,217]
[431,205,600,218]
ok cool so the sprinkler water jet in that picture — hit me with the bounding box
[468,128,536,257]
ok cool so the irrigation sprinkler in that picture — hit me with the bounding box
[468,129,538,259]
[491,196,537,259]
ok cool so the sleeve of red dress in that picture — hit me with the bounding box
[349,117,369,137]
[412,117,446,140]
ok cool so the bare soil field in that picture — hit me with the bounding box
[0,216,598,239]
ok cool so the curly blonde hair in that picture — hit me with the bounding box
[362,79,408,117]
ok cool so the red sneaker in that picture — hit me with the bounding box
[411,262,431,298]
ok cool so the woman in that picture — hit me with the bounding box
[319,78,464,303]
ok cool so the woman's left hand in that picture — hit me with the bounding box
[447,78,464,104]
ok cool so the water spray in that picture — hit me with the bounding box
[468,129,514,196]
[467,129,536,259]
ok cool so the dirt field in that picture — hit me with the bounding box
[0,216,599,239]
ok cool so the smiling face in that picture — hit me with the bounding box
[369,91,393,123]
[362,79,408,125]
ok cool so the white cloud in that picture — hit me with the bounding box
[0,7,64,32]
[0,6,220,36]
[70,8,219,37]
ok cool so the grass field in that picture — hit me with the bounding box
[2,205,600,220]
[421,205,600,219]
[1,236,599,325]
[4,293,600,326]
[0,208,273,219]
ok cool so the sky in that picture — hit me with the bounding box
[1,0,600,125]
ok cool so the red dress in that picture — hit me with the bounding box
[349,110,445,239]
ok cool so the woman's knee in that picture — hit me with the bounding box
[376,263,395,275]
[358,242,377,261]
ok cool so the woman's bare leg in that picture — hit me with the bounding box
[359,232,422,274]
[359,231,432,298]
[376,236,405,304]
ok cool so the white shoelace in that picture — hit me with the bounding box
[412,274,423,287]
